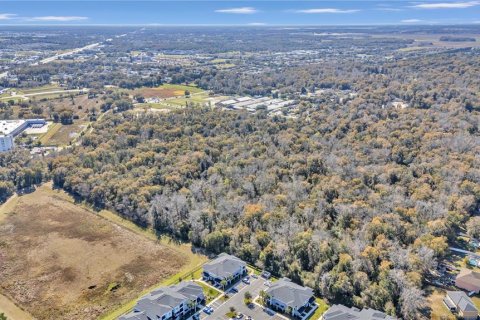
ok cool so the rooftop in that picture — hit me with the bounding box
[119,281,203,320]
[266,277,314,309]
[322,304,396,320]
[203,253,246,279]
[0,120,25,136]
[445,291,478,313]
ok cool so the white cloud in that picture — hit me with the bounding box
[215,7,257,14]
[296,8,360,14]
[30,16,89,22]
[411,1,479,9]
[0,13,16,20]
[401,19,424,23]
[247,22,267,26]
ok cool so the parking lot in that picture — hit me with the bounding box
[200,276,286,320]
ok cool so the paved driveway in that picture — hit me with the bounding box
[202,277,285,320]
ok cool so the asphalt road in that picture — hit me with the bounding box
[202,277,285,320]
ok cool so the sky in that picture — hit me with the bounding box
[0,1,479,26]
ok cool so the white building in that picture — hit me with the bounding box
[0,119,46,152]
[217,96,296,113]
[0,135,14,152]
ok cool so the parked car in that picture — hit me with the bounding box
[264,308,275,316]
[264,281,272,287]
[242,277,250,284]
[251,274,258,279]
[203,306,214,314]
[229,287,238,294]
[236,313,244,319]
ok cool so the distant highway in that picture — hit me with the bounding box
[38,43,100,65]
[23,89,88,97]
[0,88,88,101]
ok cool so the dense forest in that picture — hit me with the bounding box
[0,150,47,202]
[48,97,479,319]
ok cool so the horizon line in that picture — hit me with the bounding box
[1,22,480,27]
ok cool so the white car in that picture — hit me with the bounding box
[264,281,272,287]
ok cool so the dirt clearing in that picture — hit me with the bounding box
[0,184,190,320]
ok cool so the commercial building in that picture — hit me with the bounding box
[217,96,296,113]
[0,119,46,152]
[0,135,14,152]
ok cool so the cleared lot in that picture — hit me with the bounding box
[0,184,193,320]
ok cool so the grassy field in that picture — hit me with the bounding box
[95,209,208,320]
[46,121,88,146]
[312,298,330,320]
[166,92,211,107]
[0,183,205,320]
[34,94,103,146]
[195,282,221,304]
[426,286,454,320]
[134,84,203,99]
[38,122,62,145]
[20,84,60,94]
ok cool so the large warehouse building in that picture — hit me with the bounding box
[0,119,46,152]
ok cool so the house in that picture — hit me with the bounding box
[456,268,480,293]
[443,291,478,320]
[265,278,317,320]
[119,281,205,320]
[202,253,246,288]
[322,304,396,320]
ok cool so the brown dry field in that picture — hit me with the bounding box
[48,94,103,117]
[134,87,184,99]
[0,184,187,320]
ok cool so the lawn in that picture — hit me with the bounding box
[166,92,211,107]
[471,296,480,312]
[426,286,455,320]
[38,122,62,145]
[311,298,330,320]
[46,121,89,146]
[0,183,203,320]
[195,281,221,304]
